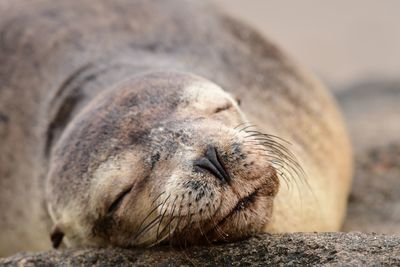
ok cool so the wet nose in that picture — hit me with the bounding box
[194,146,231,184]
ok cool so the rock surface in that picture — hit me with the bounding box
[1,233,399,266]
[336,79,400,154]
[338,79,400,234]
[343,143,400,234]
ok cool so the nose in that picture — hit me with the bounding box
[194,146,231,184]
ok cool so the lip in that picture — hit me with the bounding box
[205,186,263,235]
[166,186,267,246]
[231,188,260,213]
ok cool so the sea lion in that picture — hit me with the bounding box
[0,0,352,256]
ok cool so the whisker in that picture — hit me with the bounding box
[198,219,212,245]
[157,196,178,239]
[244,130,292,145]
[241,130,313,199]
[234,121,253,131]
[133,214,163,242]
[156,195,177,239]
[206,205,229,240]
[134,191,166,236]
[238,124,257,133]
[133,194,171,242]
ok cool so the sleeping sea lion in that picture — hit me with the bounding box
[0,0,352,256]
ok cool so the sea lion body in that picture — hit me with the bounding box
[0,0,352,256]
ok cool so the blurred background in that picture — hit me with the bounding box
[214,0,400,90]
[215,0,400,234]
[214,0,400,152]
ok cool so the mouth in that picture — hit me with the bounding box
[163,184,271,246]
[204,186,263,237]
[225,187,261,218]
[231,188,260,213]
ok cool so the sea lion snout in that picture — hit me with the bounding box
[194,145,231,184]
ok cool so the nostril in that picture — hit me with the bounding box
[194,146,231,184]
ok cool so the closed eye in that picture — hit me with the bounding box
[214,103,232,113]
[107,186,133,214]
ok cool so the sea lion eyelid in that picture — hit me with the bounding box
[214,103,232,113]
[107,186,133,214]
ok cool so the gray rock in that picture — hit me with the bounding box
[343,143,400,234]
[1,232,399,266]
[335,79,400,154]
[337,79,400,234]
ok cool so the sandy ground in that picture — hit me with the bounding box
[214,0,400,89]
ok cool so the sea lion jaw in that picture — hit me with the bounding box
[46,72,281,248]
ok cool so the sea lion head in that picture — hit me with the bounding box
[46,71,287,248]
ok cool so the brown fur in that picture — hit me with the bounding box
[0,0,352,256]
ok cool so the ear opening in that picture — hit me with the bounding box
[234,95,241,106]
[50,224,65,249]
